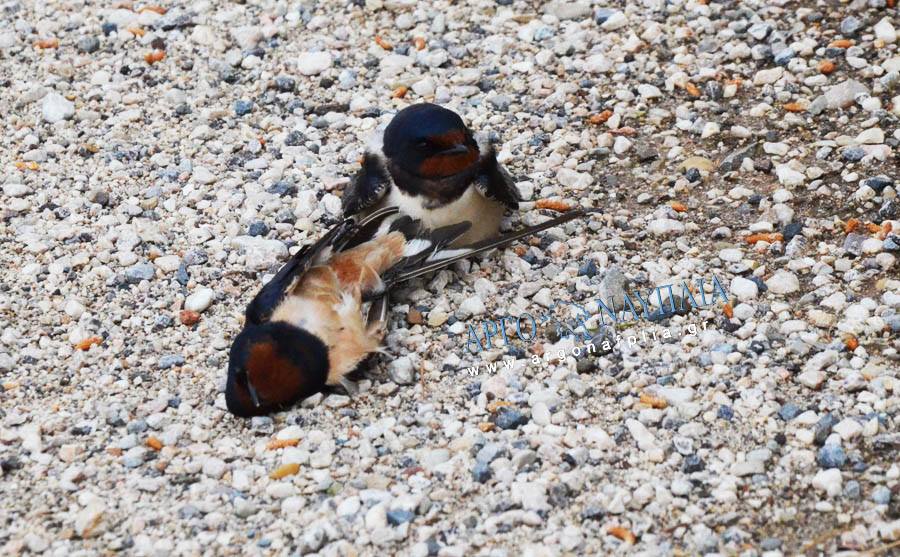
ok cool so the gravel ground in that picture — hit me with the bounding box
[2,0,900,555]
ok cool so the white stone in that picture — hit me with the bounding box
[231,236,289,270]
[812,468,842,497]
[798,370,826,389]
[231,26,262,49]
[874,17,897,44]
[775,164,805,187]
[185,288,215,312]
[637,84,662,99]
[601,11,627,30]
[613,136,632,154]
[192,166,216,184]
[625,419,658,451]
[458,295,486,318]
[856,128,884,144]
[647,218,685,236]
[730,277,758,301]
[297,51,333,76]
[753,67,783,85]
[556,168,592,189]
[154,255,181,272]
[833,419,863,441]
[42,93,75,123]
[766,271,799,294]
[763,142,789,156]
[584,54,612,73]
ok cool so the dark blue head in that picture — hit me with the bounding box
[381,103,480,179]
[225,322,329,417]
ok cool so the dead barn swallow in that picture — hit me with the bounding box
[341,103,522,247]
[225,207,595,417]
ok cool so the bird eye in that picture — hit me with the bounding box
[415,138,430,149]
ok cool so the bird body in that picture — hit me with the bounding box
[342,103,521,246]
[226,207,596,417]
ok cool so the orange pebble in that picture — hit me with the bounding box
[608,526,637,544]
[145,50,165,64]
[375,36,393,50]
[745,233,783,244]
[76,336,103,351]
[588,110,613,125]
[535,199,572,212]
[34,38,59,49]
[639,392,667,409]
[267,439,300,450]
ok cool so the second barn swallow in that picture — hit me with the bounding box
[225,207,595,417]
[341,103,522,246]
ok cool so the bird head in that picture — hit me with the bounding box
[225,322,329,417]
[382,103,480,179]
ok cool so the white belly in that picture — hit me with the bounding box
[380,187,504,245]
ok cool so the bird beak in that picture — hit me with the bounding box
[438,144,470,156]
[247,382,262,408]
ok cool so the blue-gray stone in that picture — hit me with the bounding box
[865,176,893,193]
[183,249,208,266]
[476,443,507,465]
[248,221,269,237]
[880,200,898,221]
[126,419,148,434]
[594,8,618,24]
[125,263,155,283]
[472,462,491,483]
[493,407,528,430]
[534,26,554,41]
[489,94,512,111]
[578,259,598,278]
[760,538,782,550]
[886,314,900,333]
[159,354,186,369]
[844,233,865,256]
[777,403,801,421]
[782,222,803,242]
[179,504,200,519]
[386,509,415,525]
[176,264,189,286]
[774,48,795,65]
[748,22,771,40]
[284,130,306,146]
[840,16,862,35]
[844,480,861,499]
[235,100,253,116]
[274,76,295,92]
[717,405,734,421]
[815,413,838,444]
[817,444,847,469]
[267,181,297,197]
[683,454,705,473]
[77,36,100,53]
[842,147,866,162]
[884,236,900,252]
[872,485,892,504]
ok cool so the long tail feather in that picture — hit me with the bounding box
[390,208,598,284]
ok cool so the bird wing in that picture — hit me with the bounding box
[341,152,393,217]
[244,206,400,325]
[473,145,522,210]
[369,208,599,299]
